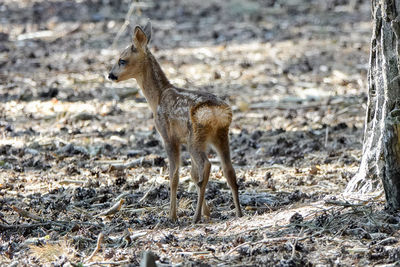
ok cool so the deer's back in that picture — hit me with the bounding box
[156,87,232,143]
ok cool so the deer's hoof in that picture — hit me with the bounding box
[202,206,211,217]
[236,209,243,218]
[192,215,201,224]
[170,214,178,222]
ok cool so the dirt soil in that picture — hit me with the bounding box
[1,0,399,266]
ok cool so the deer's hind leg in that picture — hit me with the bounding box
[189,126,211,223]
[212,127,243,218]
[190,158,211,217]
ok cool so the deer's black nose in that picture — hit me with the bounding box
[108,73,118,81]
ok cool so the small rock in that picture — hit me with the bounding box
[145,139,159,147]
[57,143,88,156]
[129,134,136,143]
[71,112,97,121]
[25,148,39,155]
[377,237,398,246]
[240,61,252,68]
[5,124,13,132]
[72,145,89,155]
[0,32,9,42]
[88,146,102,156]
[127,150,145,157]
[309,165,320,175]
[289,212,303,224]
[250,130,263,140]
[333,122,348,131]
[110,135,128,144]
[237,100,249,112]
[0,145,11,155]
[188,182,197,193]
[370,233,388,240]
[39,87,58,99]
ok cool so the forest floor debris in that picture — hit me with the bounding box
[1,0,397,266]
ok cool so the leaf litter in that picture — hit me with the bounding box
[1,0,398,266]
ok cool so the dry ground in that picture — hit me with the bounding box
[1,0,399,266]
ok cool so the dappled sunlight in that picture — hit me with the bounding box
[1,0,392,266]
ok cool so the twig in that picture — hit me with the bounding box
[111,1,137,49]
[332,224,350,238]
[130,231,147,240]
[115,192,130,202]
[0,220,103,231]
[84,260,130,266]
[0,213,9,224]
[110,157,144,170]
[84,232,104,263]
[11,206,43,221]
[58,179,86,185]
[16,23,80,42]
[0,222,53,230]
[290,228,304,260]
[96,199,125,217]
[324,127,329,148]
[324,200,364,207]
[124,203,169,214]
[139,179,156,203]
[246,102,325,111]
[109,156,162,170]
[178,251,211,256]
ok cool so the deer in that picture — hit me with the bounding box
[108,21,243,223]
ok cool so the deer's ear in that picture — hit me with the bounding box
[143,21,152,43]
[133,26,148,51]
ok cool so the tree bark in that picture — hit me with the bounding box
[346,0,400,209]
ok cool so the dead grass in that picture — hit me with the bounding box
[1,0,397,266]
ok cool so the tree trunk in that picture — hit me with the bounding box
[345,0,400,209]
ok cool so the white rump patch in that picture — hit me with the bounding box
[194,106,232,127]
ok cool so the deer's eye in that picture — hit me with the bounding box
[118,59,126,66]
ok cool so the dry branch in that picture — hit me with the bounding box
[11,206,44,221]
[58,179,86,185]
[290,228,304,260]
[139,179,156,203]
[84,232,104,263]
[0,222,53,230]
[96,199,125,217]
[107,156,162,170]
[324,200,364,207]
[84,260,130,266]
[111,1,137,49]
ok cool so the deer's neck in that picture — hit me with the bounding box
[135,52,171,113]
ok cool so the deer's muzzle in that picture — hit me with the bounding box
[108,73,118,81]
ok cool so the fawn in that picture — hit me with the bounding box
[108,21,243,223]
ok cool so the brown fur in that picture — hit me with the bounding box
[108,21,242,223]
[191,104,232,128]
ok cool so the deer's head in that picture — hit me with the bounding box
[108,21,152,82]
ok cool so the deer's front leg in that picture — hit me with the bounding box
[165,141,180,222]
